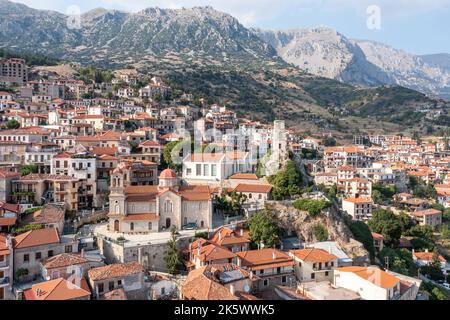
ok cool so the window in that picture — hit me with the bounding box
[35,252,42,260]
[325,271,329,276]
[148,222,152,230]
[65,245,73,253]
[311,273,315,279]
[24,254,29,263]
[118,280,122,286]
[161,287,165,295]
[203,164,209,176]
[98,283,104,293]
[109,281,114,291]
[130,222,134,231]
[263,279,269,286]
[211,164,217,177]
[196,164,201,176]
[282,276,287,283]
[186,168,192,176]
[0,255,3,262]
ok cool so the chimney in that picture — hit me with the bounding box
[272,250,277,260]
[230,284,236,296]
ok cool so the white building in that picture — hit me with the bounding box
[342,197,373,221]
[182,152,254,184]
[334,266,406,300]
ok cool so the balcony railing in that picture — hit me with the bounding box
[0,276,10,285]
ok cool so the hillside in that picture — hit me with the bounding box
[0,0,448,136]
[255,27,450,100]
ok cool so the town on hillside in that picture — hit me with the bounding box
[0,57,449,302]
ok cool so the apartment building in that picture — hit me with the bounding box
[289,248,339,282]
[12,228,78,282]
[236,249,296,292]
[0,58,28,84]
[12,174,80,211]
[0,234,13,300]
[342,197,373,221]
[88,262,146,300]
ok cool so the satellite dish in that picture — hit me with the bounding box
[243,285,250,293]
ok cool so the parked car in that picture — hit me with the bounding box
[182,223,198,230]
[442,283,450,289]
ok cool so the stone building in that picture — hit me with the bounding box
[108,168,213,234]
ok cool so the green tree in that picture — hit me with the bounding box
[379,247,417,276]
[349,221,376,261]
[322,137,337,147]
[164,227,182,275]
[368,209,403,247]
[293,199,331,217]
[267,160,302,200]
[20,164,38,176]
[162,140,191,173]
[313,224,329,242]
[420,282,447,300]
[6,119,20,129]
[248,209,280,247]
[421,250,445,281]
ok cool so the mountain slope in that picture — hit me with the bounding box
[255,27,450,99]
[0,0,448,136]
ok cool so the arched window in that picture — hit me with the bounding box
[165,200,172,213]
[130,222,134,231]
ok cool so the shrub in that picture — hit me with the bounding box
[349,221,375,261]
[293,199,331,217]
[313,224,329,242]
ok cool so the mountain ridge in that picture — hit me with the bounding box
[0,0,448,136]
[254,27,450,99]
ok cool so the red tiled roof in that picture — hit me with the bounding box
[88,262,144,281]
[23,278,90,300]
[13,228,60,249]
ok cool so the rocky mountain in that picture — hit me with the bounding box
[255,28,450,99]
[0,0,448,135]
[0,1,276,65]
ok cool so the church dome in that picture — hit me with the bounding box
[160,169,177,179]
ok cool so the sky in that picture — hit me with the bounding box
[13,0,450,55]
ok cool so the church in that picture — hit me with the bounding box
[108,168,213,234]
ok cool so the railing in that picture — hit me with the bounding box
[0,276,10,285]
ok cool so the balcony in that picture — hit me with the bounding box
[0,276,10,286]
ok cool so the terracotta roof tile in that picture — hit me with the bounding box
[289,248,338,263]
[23,278,90,300]
[88,262,144,281]
[13,228,60,249]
